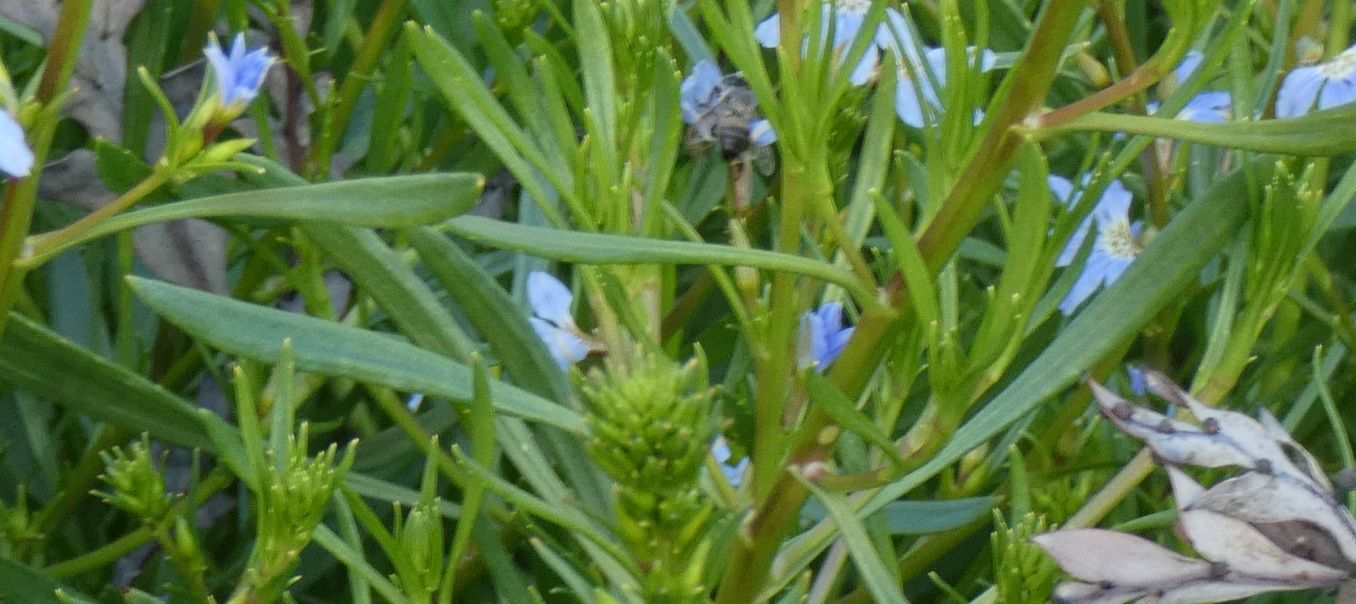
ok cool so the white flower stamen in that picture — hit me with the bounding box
[1097,220,1141,260]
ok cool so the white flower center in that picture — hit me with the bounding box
[835,0,871,14]
[1097,220,1140,260]
[1319,49,1356,79]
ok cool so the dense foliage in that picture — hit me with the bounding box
[2,0,1356,602]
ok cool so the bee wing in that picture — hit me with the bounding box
[753,145,777,176]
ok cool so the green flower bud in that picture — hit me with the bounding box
[94,435,172,524]
[398,501,444,595]
[493,0,538,34]
[991,511,1058,604]
[578,352,718,603]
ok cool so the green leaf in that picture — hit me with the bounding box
[444,216,876,305]
[792,473,908,604]
[405,22,572,225]
[26,174,482,266]
[0,558,94,603]
[0,313,214,449]
[573,0,618,151]
[304,224,477,360]
[126,277,586,432]
[805,372,905,465]
[408,227,567,401]
[1046,103,1356,156]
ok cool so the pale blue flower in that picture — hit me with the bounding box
[680,60,778,147]
[406,393,425,411]
[1051,176,1129,266]
[1172,50,1204,84]
[798,303,855,372]
[0,111,33,178]
[892,40,996,127]
[1051,177,1142,315]
[1127,366,1147,397]
[1276,44,1356,118]
[754,2,907,86]
[527,271,593,369]
[680,59,723,124]
[204,33,275,110]
[749,118,777,146]
[712,436,748,486]
[1147,91,1232,124]
[1147,51,1232,124]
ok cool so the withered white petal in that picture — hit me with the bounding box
[1167,465,1205,508]
[1176,509,1347,584]
[1090,380,1256,468]
[1258,407,1333,491]
[1142,371,1311,478]
[1154,579,1325,604]
[1189,471,1356,566]
[1050,581,1139,604]
[1033,529,1212,585]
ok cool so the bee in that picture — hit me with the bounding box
[685,74,776,171]
[684,73,776,211]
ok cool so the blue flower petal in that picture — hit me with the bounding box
[528,317,591,369]
[1092,180,1132,225]
[1173,51,1204,83]
[681,60,724,124]
[1178,91,1232,123]
[711,436,748,486]
[1318,73,1356,111]
[749,119,778,146]
[848,46,881,86]
[204,33,275,109]
[894,74,927,127]
[798,303,853,372]
[832,8,865,49]
[754,13,781,48]
[0,111,33,178]
[527,271,576,329]
[1060,252,1113,315]
[881,9,924,65]
[1276,66,1324,118]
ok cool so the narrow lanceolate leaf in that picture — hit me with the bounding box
[408,227,568,401]
[126,277,586,433]
[0,313,214,449]
[1047,103,1356,156]
[304,224,477,360]
[26,173,483,266]
[793,472,908,604]
[805,372,905,465]
[444,216,877,305]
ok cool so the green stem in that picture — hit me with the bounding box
[35,0,93,105]
[21,170,171,266]
[313,0,408,178]
[0,0,93,339]
[44,469,234,579]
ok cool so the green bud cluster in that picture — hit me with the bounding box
[252,424,355,590]
[991,511,1058,604]
[94,435,173,525]
[600,0,671,92]
[1031,473,1094,526]
[578,353,717,603]
[394,500,445,597]
[492,0,538,35]
[0,487,41,558]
